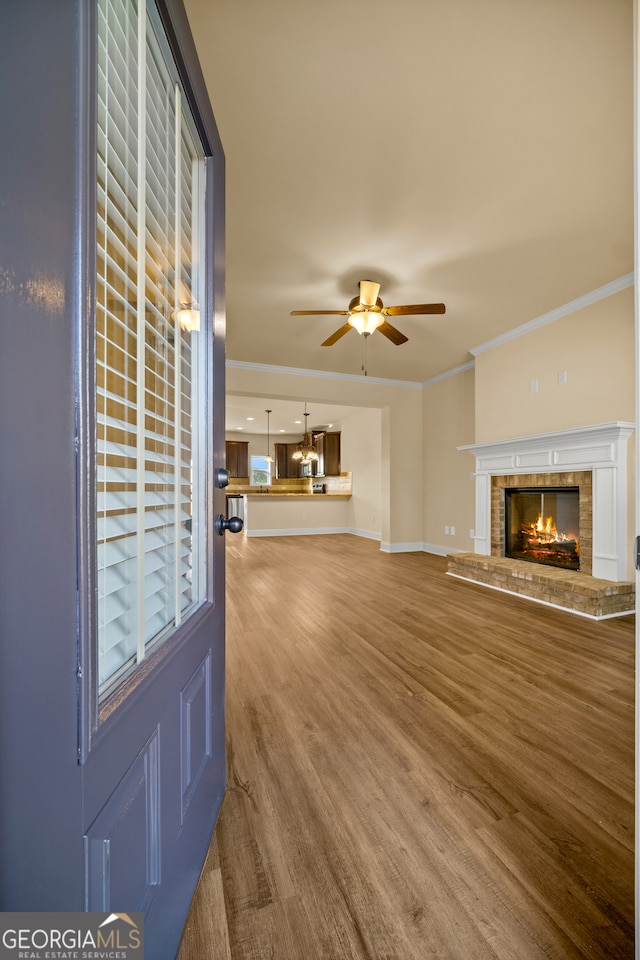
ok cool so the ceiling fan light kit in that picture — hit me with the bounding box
[349,310,383,335]
[290,279,445,351]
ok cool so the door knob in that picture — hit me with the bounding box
[216,467,230,488]
[215,513,243,535]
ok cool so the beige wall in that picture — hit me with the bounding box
[474,285,634,443]
[340,407,382,538]
[423,366,476,553]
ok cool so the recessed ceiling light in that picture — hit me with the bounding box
[279,429,285,433]
[294,420,302,425]
[237,427,243,431]
[246,417,255,421]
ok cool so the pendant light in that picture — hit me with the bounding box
[292,403,319,464]
[264,409,274,463]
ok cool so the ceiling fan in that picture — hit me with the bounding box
[290,280,445,346]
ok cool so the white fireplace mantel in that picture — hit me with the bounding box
[458,422,635,582]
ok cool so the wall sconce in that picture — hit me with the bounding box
[176,304,200,332]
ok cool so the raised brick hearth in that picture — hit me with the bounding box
[448,553,634,619]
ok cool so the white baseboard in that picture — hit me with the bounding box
[422,542,466,557]
[347,527,382,541]
[246,526,383,541]
[380,541,424,553]
[379,542,467,555]
[422,542,448,557]
[380,542,469,555]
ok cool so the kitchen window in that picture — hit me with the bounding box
[250,455,272,486]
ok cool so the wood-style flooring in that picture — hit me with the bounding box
[177,534,635,959]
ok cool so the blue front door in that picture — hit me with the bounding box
[0,2,227,956]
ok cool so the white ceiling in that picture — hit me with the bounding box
[226,396,366,435]
[185,0,632,389]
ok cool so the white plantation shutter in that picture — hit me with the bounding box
[97,0,205,694]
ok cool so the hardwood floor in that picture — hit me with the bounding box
[177,534,635,960]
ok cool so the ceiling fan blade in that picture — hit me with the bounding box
[321,323,353,346]
[359,280,380,308]
[383,303,446,317]
[377,320,409,345]
[290,310,349,316]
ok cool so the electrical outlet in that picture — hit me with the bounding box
[470,471,475,482]
[450,525,455,536]
[530,379,538,393]
[444,525,449,535]
[470,528,475,538]
[301,513,307,520]
[558,369,567,385]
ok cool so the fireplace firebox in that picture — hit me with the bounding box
[505,486,580,571]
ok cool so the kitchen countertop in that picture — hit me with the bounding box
[243,493,351,499]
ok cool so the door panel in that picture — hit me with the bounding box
[180,653,212,823]
[82,624,226,948]
[84,729,160,912]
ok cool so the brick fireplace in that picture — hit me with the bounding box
[448,422,635,618]
[493,471,591,574]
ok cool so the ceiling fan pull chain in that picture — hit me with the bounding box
[362,335,368,377]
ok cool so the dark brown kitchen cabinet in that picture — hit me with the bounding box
[225,440,249,478]
[322,431,341,476]
[275,432,341,478]
[275,442,300,479]
[274,442,287,479]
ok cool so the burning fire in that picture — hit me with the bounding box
[527,514,579,553]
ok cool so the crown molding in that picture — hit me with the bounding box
[422,359,475,387]
[227,274,633,387]
[225,359,423,389]
[469,273,634,357]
